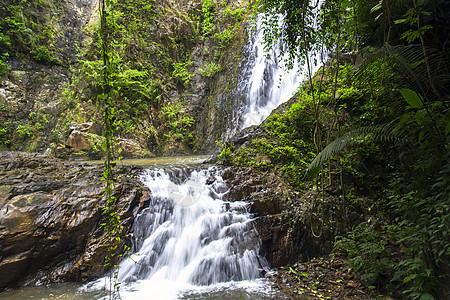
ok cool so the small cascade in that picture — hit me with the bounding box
[109,166,273,299]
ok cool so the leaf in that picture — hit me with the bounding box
[445,119,450,136]
[370,1,383,14]
[394,18,407,24]
[398,88,423,109]
[374,13,383,21]
[403,273,417,283]
[418,130,425,143]
[420,293,435,300]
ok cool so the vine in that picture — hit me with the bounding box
[98,0,127,298]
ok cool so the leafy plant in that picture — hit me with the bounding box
[0,53,11,77]
[172,61,193,85]
[199,61,222,77]
[202,0,216,36]
[160,102,195,144]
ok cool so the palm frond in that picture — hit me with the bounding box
[306,122,397,178]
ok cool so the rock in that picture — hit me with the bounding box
[205,176,216,185]
[115,138,146,158]
[65,130,98,152]
[221,166,311,268]
[0,152,149,288]
[75,122,94,132]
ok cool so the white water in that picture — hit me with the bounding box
[232,14,323,132]
[82,165,286,299]
[240,16,303,129]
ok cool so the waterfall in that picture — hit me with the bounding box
[240,17,302,129]
[229,15,323,134]
[88,165,281,299]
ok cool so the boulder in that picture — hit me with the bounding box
[0,152,149,288]
[65,130,97,152]
[115,138,146,158]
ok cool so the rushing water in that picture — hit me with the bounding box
[229,14,323,135]
[0,157,288,299]
[239,16,303,130]
[82,164,285,299]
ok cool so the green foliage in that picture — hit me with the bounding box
[202,0,216,36]
[214,25,234,48]
[0,53,11,77]
[335,222,397,288]
[199,61,222,77]
[252,2,450,298]
[306,122,397,178]
[233,99,316,185]
[159,102,195,144]
[216,142,234,165]
[31,45,57,65]
[15,123,34,139]
[394,1,433,44]
[0,1,60,65]
[172,61,193,85]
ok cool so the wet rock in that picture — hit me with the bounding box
[0,152,149,288]
[205,176,216,185]
[221,166,310,268]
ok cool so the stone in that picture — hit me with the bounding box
[115,138,145,158]
[221,166,311,268]
[65,130,94,152]
[0,152,149,288]
[75,122,94,132]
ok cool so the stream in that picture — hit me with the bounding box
[0,157,289,299]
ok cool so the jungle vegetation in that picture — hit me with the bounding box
[0,0,448,299]
[219,0,449,299]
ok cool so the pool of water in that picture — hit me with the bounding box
[83,155,211,168]
[0,279,290,299]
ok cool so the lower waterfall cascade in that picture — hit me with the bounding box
[83,164,287,299]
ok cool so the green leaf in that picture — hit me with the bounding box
[374,13,383,21]
[394,18,407,24]
[445,119,450,136]
[418,130,425,143]
[399,88,424,109]
[420,293,434,300]
[403,273,417,283]
[370,1,383,14]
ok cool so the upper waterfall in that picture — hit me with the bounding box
[228,15,322,136]
[240,17,302,129]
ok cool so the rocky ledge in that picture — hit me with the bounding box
[0,152,149,289]
[221,167,316,267]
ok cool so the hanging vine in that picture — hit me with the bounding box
[98,0,127,298]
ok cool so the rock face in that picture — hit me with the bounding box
[222,167,315,268]
[0,0,251,157]
[0,152,149,288]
